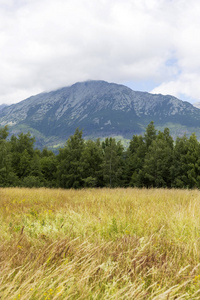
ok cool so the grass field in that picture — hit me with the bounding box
[1,188,200,299]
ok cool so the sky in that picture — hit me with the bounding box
[0,0,200,105]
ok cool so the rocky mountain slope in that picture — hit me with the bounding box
[0,104,7,111]
[0,80,200,148]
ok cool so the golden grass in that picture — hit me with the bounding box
[0,188,200,299]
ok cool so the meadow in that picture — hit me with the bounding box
[1,188,200,299]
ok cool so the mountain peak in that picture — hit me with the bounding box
[0,80,200,149]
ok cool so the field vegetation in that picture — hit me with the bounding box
[1,188,200,299]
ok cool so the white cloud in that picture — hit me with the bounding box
[0,0,200,103]
[151,73,200,103]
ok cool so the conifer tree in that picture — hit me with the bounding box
[143,129,174,187]
[101,138,124,187]
[125,135,146,187]
[144,121,157,149]
[57,128,85,188]
[10,132,35,179]
[40,149,57,187]
[0,126,18,186]
[81,139,103,187]
[171,133,200,188]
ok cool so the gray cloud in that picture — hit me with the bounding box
[0,0,199,104]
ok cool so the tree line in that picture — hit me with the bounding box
[0,122,200,189]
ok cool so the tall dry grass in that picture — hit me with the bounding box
[0,188,200,299]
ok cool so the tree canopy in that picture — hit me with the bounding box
[1,122,200,189]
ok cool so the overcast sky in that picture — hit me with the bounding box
[0,0,200,104]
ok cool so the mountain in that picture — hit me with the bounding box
[0,80,200,149]
[0,104,8,111]
[193,102,200,109]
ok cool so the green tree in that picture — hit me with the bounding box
[125,135,146,187]
[10,132,35,179]
[144,121,157,149]
[18,149,32,178]
[0,126,18,186]
[0,125,9,141]
[101,138,124,187]
[81,139,103,187]
[142,128,174,187]
[57,128,85,188]
[125,122,158,187]
[40,149,57,187]
[171,133,200,188]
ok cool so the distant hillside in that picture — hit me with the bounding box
[0,104,7,111]
[0,80,200,149]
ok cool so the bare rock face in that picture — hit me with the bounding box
[0,80,200,149]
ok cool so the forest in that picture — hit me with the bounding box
[0,121,200,189]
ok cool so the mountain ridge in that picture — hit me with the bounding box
[0,80,200,149]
